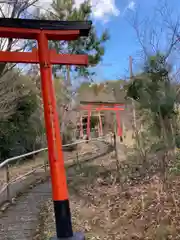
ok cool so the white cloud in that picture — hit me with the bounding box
[36,0,119,22]
[75,0,120,21]
[122,0,136,16]
[0,0,120,22]
[127,1,136,11]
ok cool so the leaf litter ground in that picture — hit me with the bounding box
[36,147,180,240]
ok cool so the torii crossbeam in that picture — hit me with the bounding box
[0,18,91,240]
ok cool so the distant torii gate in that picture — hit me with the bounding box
[80,101,125,139]
[0,18,91,240]
[79,110,104,138]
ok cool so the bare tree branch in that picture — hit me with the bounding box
[0,0,40,119]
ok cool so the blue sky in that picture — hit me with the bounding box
[2,0,180,82]
[92,0,180,81]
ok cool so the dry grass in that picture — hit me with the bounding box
[0,142,98,190]
[123,129,135,147]
[0,153,47,189]
[39,148,180,240]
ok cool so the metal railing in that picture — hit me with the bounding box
[0,135,112,207]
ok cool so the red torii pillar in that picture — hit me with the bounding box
[0,18,91,240]
[116,111,122,136]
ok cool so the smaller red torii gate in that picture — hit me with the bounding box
[79,101,125,139]
[78,111,104,138]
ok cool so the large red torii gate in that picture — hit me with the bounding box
[79,101,125,140]
[0,18,91,240]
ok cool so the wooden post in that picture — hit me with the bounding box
[76,149,81,170]
[113,132,118,161]
[99,112,103,136]
[6,164,10,201]
[97,122,100,137]
[87,106,91,140]
[80,115,83,139]
[44,157,47,172]
[129,56,137,133]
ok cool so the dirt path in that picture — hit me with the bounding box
[0,141,111,240]
[0,180,51,240]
